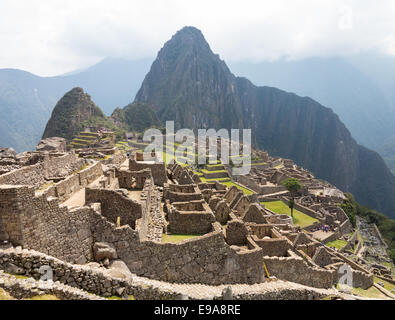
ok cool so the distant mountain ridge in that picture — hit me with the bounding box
[0,58,152,152]
[135,26,395,219]
[228,54,395,174]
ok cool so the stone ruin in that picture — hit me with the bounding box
[0,144,383,300]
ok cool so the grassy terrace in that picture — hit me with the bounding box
[207,163,225,168]
[200,177,231,183]
[351,286,388,299]
[201,168,228,174]
[162,234,200,243]
[326,239,348,250]
[223,181,254,195]
[374,276,395,293]
[261,201,319,228]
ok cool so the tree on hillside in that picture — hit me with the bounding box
[282,178,302,218]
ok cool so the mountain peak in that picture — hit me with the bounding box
[174,26,205,40]
[158,26,212,58]
[42,87,105,141]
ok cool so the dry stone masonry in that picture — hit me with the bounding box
[0,141,389,300]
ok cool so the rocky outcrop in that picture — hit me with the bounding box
[36,137,67,153]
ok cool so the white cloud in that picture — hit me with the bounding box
[0,0,394,76]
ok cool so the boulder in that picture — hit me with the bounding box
[0,147,16,158]
[106,260,133,280]
[93,242,118,262]
[36,137,67,153]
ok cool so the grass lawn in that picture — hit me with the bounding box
[162,234,200,243]
[326,239,348,250]
[374,276,395,293]
[261,201,318,228]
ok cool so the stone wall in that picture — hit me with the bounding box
[137,179,154,241]
[0,152,84,189]
[262,250,335,288]
[0,185,94,264]
[96,220,264,285]
[0,248,128,298]
[117,168,152,190]
[53,174,81,202]
[235,175,286,195]
[281,198,319,220]
[253,236,291,257]
[0,248,333,300]
[0,270,104,300]
[102,152,127,167]
[129,158,167,186]
[0,163,45,187]
[166,201,216,235]
[79,162,103,187]
[85,187,142,229]
[0,185,265,286]
[164,184,203,203]
[341,232,358,252]
[339,219,353,236]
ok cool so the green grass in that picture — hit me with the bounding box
[73,138,92,143]
[374,276,395,292]
[351,286,388,299]
[326,239,348,250]
[162,234,200,243]
[201,169,228,174]
[261,201,319,228]
[5,273,29,280]
[222,181,254,195]
[382,261,394,269]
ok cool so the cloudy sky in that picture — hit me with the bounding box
[1,0,394,76]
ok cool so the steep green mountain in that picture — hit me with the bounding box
[0,58,152,152]
[378,138,395,176]
[228,55,395,173]
[110,102,162,133]
[228,57,395,151]
[135,26,395,219]
[42,87,106,141]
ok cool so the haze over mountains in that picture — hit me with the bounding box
[228,54,395,175]
[1,26,395,219]
[134,26,395,219]
[0,58,152,152]
[2,47,395,175]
